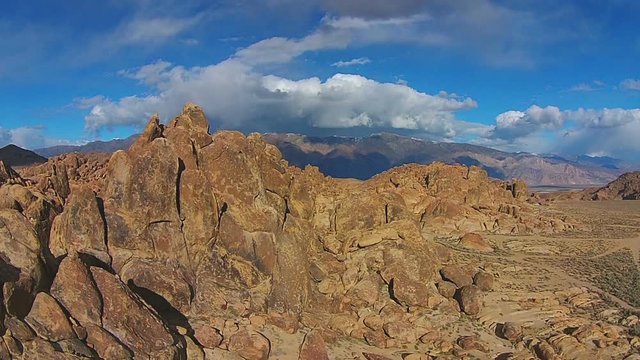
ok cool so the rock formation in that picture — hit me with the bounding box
[1,103,630,359]
[585,171,640,200]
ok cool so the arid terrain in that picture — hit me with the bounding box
[1,104,639,359]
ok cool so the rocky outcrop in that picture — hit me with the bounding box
[20,152,111,195]
[49,185,109,264]
[0,209,49,318]
[458,233,493,252]
[0,161,23,185]
[0,103,590,359]
[586,171,640,200]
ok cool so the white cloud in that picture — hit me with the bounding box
[87,15,201,56]
[569,108,640,128]
[83,9,490,138]
[122,17,197,44]
[490,105,564,140]
[0,127,45,149]
[557,120,640,159]
[0,126,77,149]
[117,60,177,87]
[569,80,606,92]
[490,105,640,142]
[0,126,87,150]
[569,83,594,92]
[72,95,107,109]
[230,15,438,67]
[484,105,640,159]
[84,59,478,138]
[620,79,640,91]
[332,57,371,67]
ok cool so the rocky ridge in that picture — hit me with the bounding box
[0,104,634,359]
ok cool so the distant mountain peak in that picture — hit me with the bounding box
[0,144,47,168]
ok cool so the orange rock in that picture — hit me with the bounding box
[458,233,493,253]
[298,330,329,360]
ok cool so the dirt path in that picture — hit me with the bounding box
[590,236,640,265]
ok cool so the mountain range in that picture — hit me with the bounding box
[263,133,633,185]
[26,132,635,186]
[34,135,138,158]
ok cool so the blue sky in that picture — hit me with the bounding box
[1,0,640,160]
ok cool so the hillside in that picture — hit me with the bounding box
[0,144,47,168]
[586,171,640,200]
[263,133,624,185]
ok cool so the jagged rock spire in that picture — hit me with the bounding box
[130,113,163,153]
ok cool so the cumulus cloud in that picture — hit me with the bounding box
[73,2,636,159]
[332,57,371,67]
[490,105,564,140]
[81,8,493,139]
[85,59,478,138]
[620,79,640,91]
[485,105,640,159]
[570,108,640,128]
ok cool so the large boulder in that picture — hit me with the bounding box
[455,285,483,316]
[24,292,75,342]
[498,322,523,342]
[298,330,330,360]
[90,267,179,358]
[440,265,473,288]
[49,186,109,264]
[473,271,494,291]
[119,258,193,315]
[50,255,102,326]
[0,209,47,317]
[228,330,270,360]
[457,233,493,253]
[85,324,133,359]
